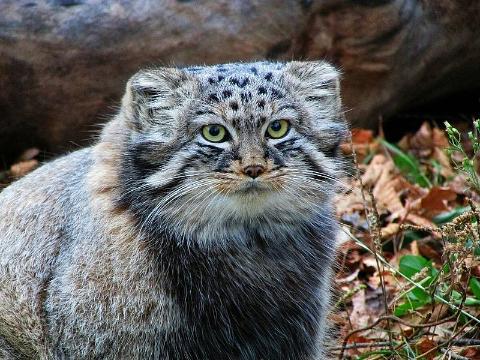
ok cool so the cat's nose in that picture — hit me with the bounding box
[243,165,265,179]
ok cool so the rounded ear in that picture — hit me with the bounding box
[121,67,199,137]
[284,61,344,123]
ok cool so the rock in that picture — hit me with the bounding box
[302,0,480,128]
[0,0,479,164]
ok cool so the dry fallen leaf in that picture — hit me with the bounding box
[352,129,376,159]
[337,269,360,283]
[360,154,405,216]
[409,122,435,157]
[410,240,420,256]
[405,213,436,228]
[462,347,480,359]
[416,236,443,262]
[10,160,38,178]
[361,154,390,186]
[471,265,480,278]
[352,129,374,144]
[433,147,454,178]
[415,337,438,360]
[420,186,457,217]
[432,127,449,148]
[400,122,449,161]
[349,289,372,330]
[380,223,400,239]
[18,147,40,161]
[335,187,366,215]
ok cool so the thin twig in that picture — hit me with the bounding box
[329,341,393,351]
[348,132,395,356]
[417,316,473,360]
[368,189,394,354]
[440,348,469,360]
[338,313,459,359]
[450,339,480,346]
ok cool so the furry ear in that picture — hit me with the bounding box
[121,67,198,137]
[284,61,343,124]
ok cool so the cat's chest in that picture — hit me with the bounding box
[157,228,331,359]
[159,227,326,300]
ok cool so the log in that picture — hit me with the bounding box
[0,0,479,163]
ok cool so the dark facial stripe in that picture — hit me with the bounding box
[124,139,189,181]
[277,104,296,111]
[118,138,195,218]
[270,89,284,99]
[194,149,213,158]
[321,140,340,158]
[256,116,267,128]
[298,150,331,183]
[265,145,285,167]
[301,134,341,159]
[275,138,298,151]
[149,162,190,196]
[196,110,216,116]
[195,142,224,152]
[215,149,236,172]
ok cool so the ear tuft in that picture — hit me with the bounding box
[121,67,198,136]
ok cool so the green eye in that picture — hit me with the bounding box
[202,124,228,143]
[266,120,290,139]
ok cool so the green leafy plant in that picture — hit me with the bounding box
[379,139,431,188]
[445,120,480,192]
[394,255,437,316]
[394,252,480,318]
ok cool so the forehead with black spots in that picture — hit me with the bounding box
[184,62,292,128]
[184,61,285,79]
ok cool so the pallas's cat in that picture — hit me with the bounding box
[0,61,347,359]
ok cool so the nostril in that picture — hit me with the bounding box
[243,165,265,178]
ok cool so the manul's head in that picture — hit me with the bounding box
[117,61,348,246]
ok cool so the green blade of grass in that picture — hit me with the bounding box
[464,297,480,306]
[394,300,425,317]
[469,277,480,299]
[379,139,432,188]
[433,206,470,225]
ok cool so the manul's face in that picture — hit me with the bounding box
[119,61,347,246]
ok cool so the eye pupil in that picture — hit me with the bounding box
[209,125,220,137]
[270,121,281,132]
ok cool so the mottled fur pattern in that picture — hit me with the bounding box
[0,61,347,359]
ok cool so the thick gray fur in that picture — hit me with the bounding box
[0,61,348,359]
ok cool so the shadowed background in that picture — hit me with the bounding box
[1,0,479,166]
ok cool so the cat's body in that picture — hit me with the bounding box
[0,61,347,359]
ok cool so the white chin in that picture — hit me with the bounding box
[233,179,274,194]
[226,191,297,218]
